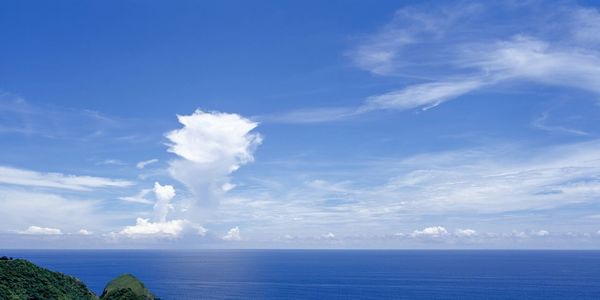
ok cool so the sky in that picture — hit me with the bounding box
[2,0,600,249]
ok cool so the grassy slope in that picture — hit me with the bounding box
[0,258,97,300]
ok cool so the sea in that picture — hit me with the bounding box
[2,250,600,299]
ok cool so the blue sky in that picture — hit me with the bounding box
[2,0,600,248]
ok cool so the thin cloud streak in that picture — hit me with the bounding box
[136,159,159,169]
[531,112,589,136]
[0,166,133,191]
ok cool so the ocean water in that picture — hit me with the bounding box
[2,250,600,299]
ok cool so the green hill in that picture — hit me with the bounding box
[0,257,97,300]
[0,256,158,300]
[100,274,156,300]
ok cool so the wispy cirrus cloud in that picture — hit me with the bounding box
[136,158,159,169]
[268,1,600,123]
[96,159,127,166]
[360,79,485,112]
[0,166,133,191]
[0,93,163,143]
[119,189,153,205]
[0,94,118,138]
[531,112,589,136]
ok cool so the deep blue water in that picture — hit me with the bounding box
[2,250,600,299]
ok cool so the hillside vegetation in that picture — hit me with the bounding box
[100,274,156,300]
[0,257,96,299]
[0,256,158,300]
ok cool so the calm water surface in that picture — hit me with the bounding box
[3,250,600,299]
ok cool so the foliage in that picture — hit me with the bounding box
[0,258,97,300]
[100,274,156,300]
[100,288,147,300]
[0,258,158,300]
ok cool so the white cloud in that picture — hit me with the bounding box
[166,110,262,207]
[194,225,208,236]
[566,231,589,238]
[411,226,448,238]
[322,232,336,239]
[78,229,92,235]
[153,182,175,222]
[0,166,133,191]
[455,229,477,237]
[222,226,241,241]
[119,189,153,205]
[532,230,550,237]
[166,110,261,165]
[117,218,187,238]
[97,159,126,166]
[115,181,207,239]
[20,226,62,235]
[510,231,529,238]
[221,182,236,192]
[136,159,159,169]
[283,234,296,240]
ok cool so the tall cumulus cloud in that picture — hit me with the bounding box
[166,109,262,207]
